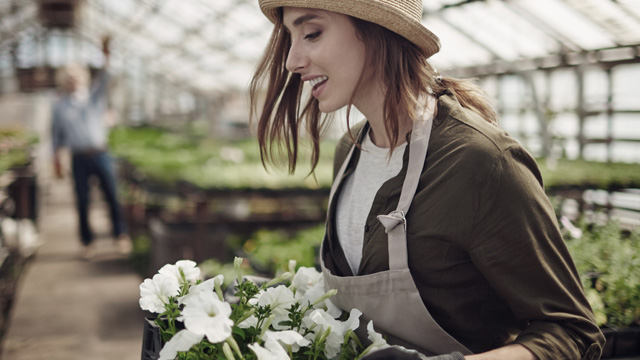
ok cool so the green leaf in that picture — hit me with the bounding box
[232,326,246,340]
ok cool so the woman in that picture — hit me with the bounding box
[250,1,605,359]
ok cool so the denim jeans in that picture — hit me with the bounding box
[71,151,126,245]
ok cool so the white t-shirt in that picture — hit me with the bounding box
[335,131,407,275]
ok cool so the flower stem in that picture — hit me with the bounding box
[227,336,243,359]
[222,342,236,360]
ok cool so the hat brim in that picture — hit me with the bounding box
[259,0,440,58]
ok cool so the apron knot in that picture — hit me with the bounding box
[377,210,407,233]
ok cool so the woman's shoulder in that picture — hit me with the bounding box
[431,92,543,185]
[435,92,527,160]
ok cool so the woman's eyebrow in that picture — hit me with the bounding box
[292,14,320,27]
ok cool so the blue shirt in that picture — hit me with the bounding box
[51,71,109,153]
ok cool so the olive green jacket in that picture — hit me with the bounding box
[322,91,605,359]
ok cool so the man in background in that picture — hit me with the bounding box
[51,36,132,259]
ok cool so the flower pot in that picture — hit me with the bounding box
[141,318,162,360]
[601,327,640,359]
[613,327,640,357]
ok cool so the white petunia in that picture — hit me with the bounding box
[237,314,259,329]
[323,298,342,318]
[181,291,233,343]
[295,283,341,318]
[249,338,291,360]
[367,320,389,350]
[159,260,201,286]
[290,267,322,295]
[179,277,216,304]
[303,308,362,359]
[288,259,297,275]
[158,329,204,360]
[139,273,180,313]
[256,285,296,330]
[263,330,311,353]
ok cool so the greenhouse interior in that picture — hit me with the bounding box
[0,0,639,359]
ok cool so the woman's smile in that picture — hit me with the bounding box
[308,75,328,97]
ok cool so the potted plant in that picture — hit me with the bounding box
[564,217,640,358]
[138,258,423,360]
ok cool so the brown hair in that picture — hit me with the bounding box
[249,10,498,173]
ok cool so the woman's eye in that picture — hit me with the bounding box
[304,31,321,40]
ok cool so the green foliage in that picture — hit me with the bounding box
[108,126,336,190]
[565,219,640,328]
[242,224,325,274]
[538,158,640,190]
[0,128,38,174]
[130,234,152,277]
[199,259,255,289]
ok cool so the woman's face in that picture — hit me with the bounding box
[283,7,373,113]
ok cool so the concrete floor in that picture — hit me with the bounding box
[1,178,147,360]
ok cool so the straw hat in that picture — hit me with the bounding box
[258,0,440,58]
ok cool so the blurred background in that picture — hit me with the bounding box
[0,0,639,359]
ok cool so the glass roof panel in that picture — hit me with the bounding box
[482,1,558,58]
[161,0,210,27]
[564,0,640,45]
[183,35,210,56]
[516,0,616,50]
[105,0,139,22]
[618,0,640,19]
[423,0,464,13]
[427,17,495,69]
[441,4,523,61]
[2,0,639,93]
[143,16,185,46]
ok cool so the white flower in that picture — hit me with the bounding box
[158,329,204,360]
[249,338,291,360]
[264,330,311,353]
[323,298,342,318]
[237,314,259,329]
[179,277,215,304]
[366,320,389,351]
[139,273,180,313]
[288,259,297,275]
[560,216,583,239]
[256,285,295,330]
[303,308,362,359]
[296,283,341,318]
[290,267,323,295]
[181,291,233,343]
[159,260,201,286]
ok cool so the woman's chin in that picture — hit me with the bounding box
[317,101,344,114]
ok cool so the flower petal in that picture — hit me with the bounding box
[159,260,201,285]
[182,291,233,343]
[158,329,204,360]
[249,338,290,360]
[264,330,310,353]
[139,274,179,313]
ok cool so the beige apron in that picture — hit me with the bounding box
[320,99,473,356]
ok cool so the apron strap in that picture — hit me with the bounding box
[377,96,436,270]
[328,145,355,206]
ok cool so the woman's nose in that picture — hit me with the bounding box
[285,41,306,74]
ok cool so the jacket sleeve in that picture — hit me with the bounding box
[467,145,605,360]
[90,70,109,103]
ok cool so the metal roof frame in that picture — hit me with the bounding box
[1,0,640,93]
